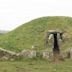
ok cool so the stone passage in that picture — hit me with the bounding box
[45,30,64,62]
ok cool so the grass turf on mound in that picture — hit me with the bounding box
[0,16,72,52]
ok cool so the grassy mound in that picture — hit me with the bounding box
[0,16,72,52]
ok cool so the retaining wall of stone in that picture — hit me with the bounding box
[0,48,72,60]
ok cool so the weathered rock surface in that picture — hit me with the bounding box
[42,51,49,59]
[19,50,36,58]
[42,50,54,59]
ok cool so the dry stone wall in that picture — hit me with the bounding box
[0,48,72,61]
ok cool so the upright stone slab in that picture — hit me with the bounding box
[69,48,72,59]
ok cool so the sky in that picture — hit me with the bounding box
[0,0,72,31]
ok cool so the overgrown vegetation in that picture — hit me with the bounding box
[0,16,72,52]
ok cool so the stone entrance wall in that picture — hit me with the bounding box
[0,48,72,61]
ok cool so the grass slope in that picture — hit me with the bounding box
[0,16,72,52]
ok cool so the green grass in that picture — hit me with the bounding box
[0,16,72,52]
[0,59,72,72]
